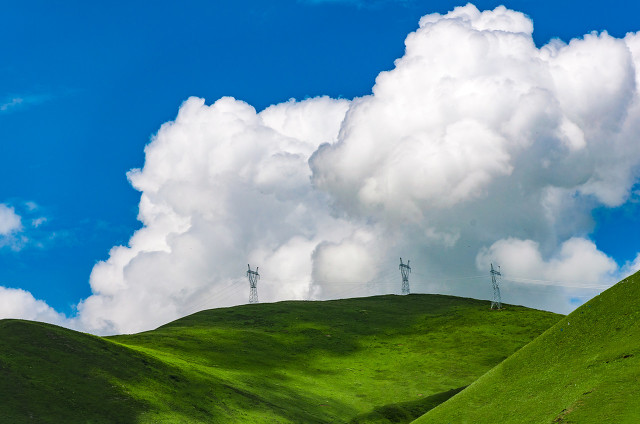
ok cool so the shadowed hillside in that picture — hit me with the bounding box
[1,294,560,423]
[414,272,640,423]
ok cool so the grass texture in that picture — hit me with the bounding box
[414,271,640,424]
[0,294,559,423]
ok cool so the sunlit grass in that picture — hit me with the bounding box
[414,271,640,423]
[0,294,560,423]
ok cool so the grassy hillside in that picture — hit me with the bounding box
[414,272,640,424]
[0,319,183,423]
[0,294,560,423]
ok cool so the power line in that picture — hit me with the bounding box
[269,275,609,290]
[411,271,486,281]
[182,278,244,316]
[502,276,611,290]
[180,266,614,313]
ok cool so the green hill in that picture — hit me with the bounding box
[414,272,640,424]
[0,294,559,423]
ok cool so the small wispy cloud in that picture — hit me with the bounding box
[0,203,25,251]
[0,97,24,111]
[0,201,57,251]
[25,201,39,211]
[31,217,47,228]
[0,94,51,113]
[0,204,22,236]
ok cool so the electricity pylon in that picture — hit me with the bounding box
[490,263,502,310]
[246,264,260,304]
[399,258,411,295]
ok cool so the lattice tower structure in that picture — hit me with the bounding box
[246,264,260,304]
[490,263,503,310]
[399,257,411,295]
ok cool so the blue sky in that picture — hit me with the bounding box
[1,0,640,330]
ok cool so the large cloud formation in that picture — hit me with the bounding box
[5,4,640,334]
[78,4,640,334]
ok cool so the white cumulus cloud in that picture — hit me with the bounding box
[475,237,622,312]
[308,4,640,313]
[4,4,640,334]
[76,96,364,334]
[0,286,71,327]
[80,4,640,333]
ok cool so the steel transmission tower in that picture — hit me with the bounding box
[399,258,411,295]
[246,264,260,304]
[490,263,502,310]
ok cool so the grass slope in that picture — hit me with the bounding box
[0,319,183,423]
[414,272,640,424]
[0,294,559,423]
